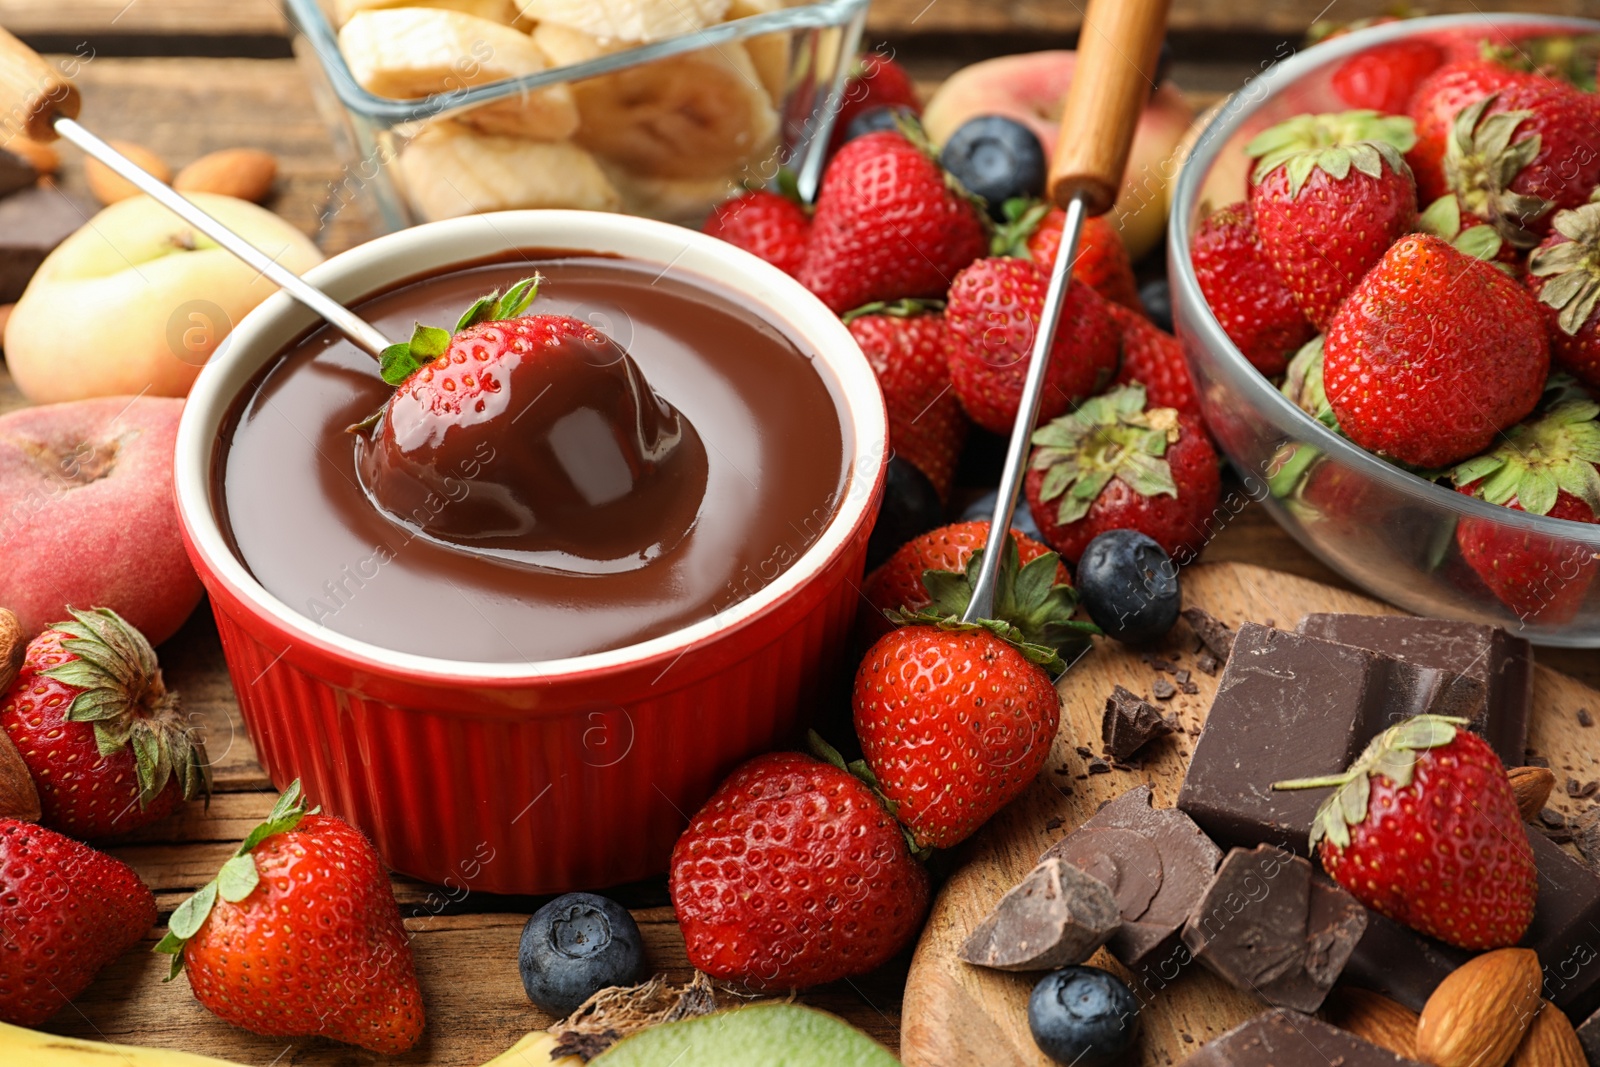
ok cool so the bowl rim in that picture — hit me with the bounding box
[173,209,888,685]
[1168,11,1600,544]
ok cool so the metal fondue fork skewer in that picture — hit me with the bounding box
[0,27,395,358]
[963,0,1173,623]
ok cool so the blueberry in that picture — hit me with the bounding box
[960,488,1044,542]
[519,892,644,1016]
[939,116,1046,220]
[840,104,917,147]
[1138,277,1173,334]
[1028,966,1141,1066]
[866,457,944,570]
[1075,529,1181,644]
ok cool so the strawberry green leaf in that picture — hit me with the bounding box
[1030,384,1182,526]
[990,198,1053,258]
[840,298,945,324]
[1280,336,1341,432]
[216,853,260,903]
[1529,203,1600,336]
[494,274,542,321]
[1452,400,1600,515]
[1444,93,1555,250]
[1245,110,1416,192]
[379,341,424,386]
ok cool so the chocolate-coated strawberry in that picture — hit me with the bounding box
[702,186,810,277]
[0,818,156,1025]
[945,256,1119,434]
[1453,398,1600,625]
[854,539,1087,850]
[1323,234,1548,469]
[1,607,208,838]
[1024,384,1220,566]
[156,781,425,1053]
[845,299,967,500]
[669,749,929,989]
[1275,716,1537,950]
[1529,202,1600,390]
[798,129,987,314]
[1245,111,1419,330]
[1190,201,1314,377]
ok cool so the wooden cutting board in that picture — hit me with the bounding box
[900,561,1600,1067]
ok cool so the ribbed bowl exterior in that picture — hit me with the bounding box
[195,518,869,895]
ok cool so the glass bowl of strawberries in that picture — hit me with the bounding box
[284,0,870,232]
[1171,13,1600,647]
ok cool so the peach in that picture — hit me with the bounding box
[922,51,1194,260]
[0,396,201,645]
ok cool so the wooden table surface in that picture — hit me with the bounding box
[0,2,1594,1063]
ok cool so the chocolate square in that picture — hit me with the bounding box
[1180,1009,1426,1066]
[1177,623,1486,852]
[1296,613,1531,766]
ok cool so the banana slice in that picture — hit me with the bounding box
[600,162,741,222]
[532,24,779,180]
[516,0,731,43]
[340,10,579,140]
[725,0,790,106]
[399,120,623,220]
[333,0,516,26]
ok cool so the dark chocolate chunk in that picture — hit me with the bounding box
[1196,651,1220,676]
[1297,613,1531,767]
[1180,1009,1425,1066]
[1543,808,1569,829]
[1181,845,1365,1011]
[1182,607,1236,660]
[1152,677,1177,700]
[1086,756,1112,775]
[0,184,91,303]
[1175,668,1191,685]
[1581,708,1594,728]
[1044,785,1222,976]
[959,857,1120,971]
[1102,685,1178,760]
[1177,624,1487,853]
[1574,808,1600,870]
[1050,827,1162,921]
[1341,908,1471,1013]
[1580,1003,1600,1065]
[1045,816,1064,832]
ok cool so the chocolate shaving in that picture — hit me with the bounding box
[1182,607,1235,660]
[1102,685,1178,761]
[1087,757,1112,775]
[1581,708,1595,728]
[1152,678,1177,701]
[1196,652,1220,676]
[960,857,1121,971]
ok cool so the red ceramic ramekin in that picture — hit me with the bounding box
[173,211,887,894]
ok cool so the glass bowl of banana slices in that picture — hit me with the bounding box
[287,0,870,231]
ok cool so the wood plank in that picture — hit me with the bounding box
[0,0,287,39]
[901,562,1600,1067]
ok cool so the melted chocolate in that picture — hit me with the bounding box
[215,256,849,663]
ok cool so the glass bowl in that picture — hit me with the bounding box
[1170,13,1600,647]
[284,0,869,232]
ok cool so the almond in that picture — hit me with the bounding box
[1417,948,1543,1067]
[4,135,58,175]
[84,140,171,205]
[1508,766,1556,821]
[1511,1001,1585,1067]
[173,147,278,203]
[1324,987,1420,1059]
[0,609,39,822]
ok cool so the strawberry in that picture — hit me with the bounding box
[1323,234,1548,469]
[944,256,1119,434]
[858,520,1064,645]
[1330,39,1445,114]
[0,818,156,1025]
[1000,201,1141,311]
[1528,202,1600,390]
[1441,84,1600,249]
[845,299,968,499]
[1107,301,1200,419]
[669,748,929,989]
[829,50,920,154]
[1452,398,1600,625]
[1024,384,1221,566]
[1274,715,1537,950]
[1190,201,1314,377]
[798,129,988,315]
[157,781,425,1053]
[1407,58,1528,204]
[1245,111,1420,330]
[702,186,811,277]
[854,539,1086,849]
[1,607,208,839]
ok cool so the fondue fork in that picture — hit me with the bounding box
[0,28,395,358]
[962,0,1172,624]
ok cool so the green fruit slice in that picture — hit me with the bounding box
[589,1003,901,1067]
